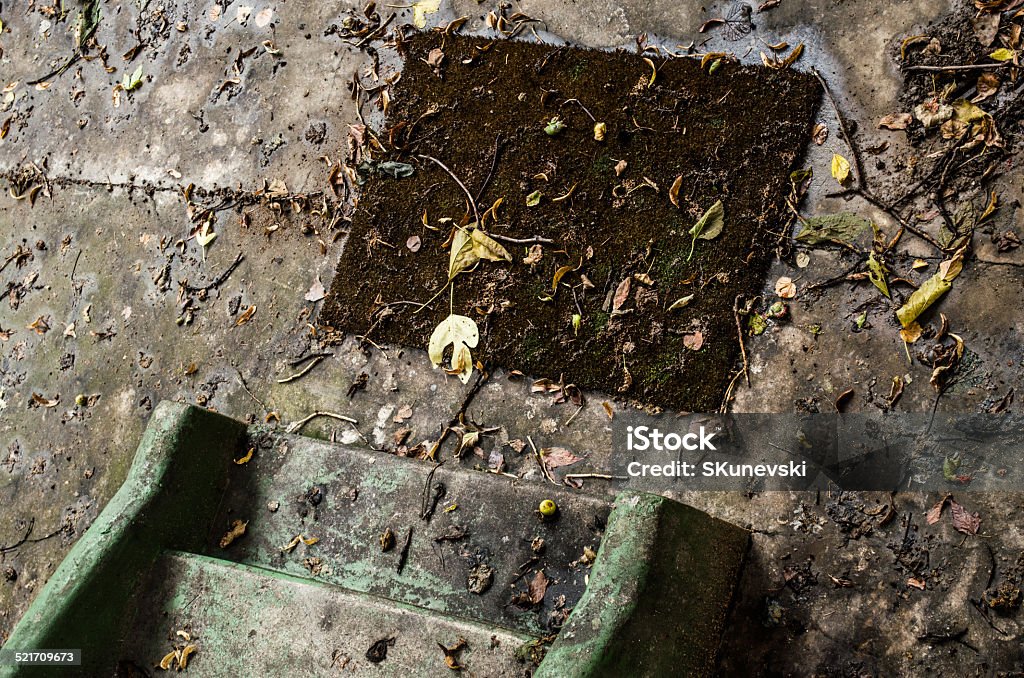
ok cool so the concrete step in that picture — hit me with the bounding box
[1,402,749,677]
[115,551,535,677]
[205,431,609,638]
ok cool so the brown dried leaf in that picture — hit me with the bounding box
[812,123,828,145]
[612,278,631,311]
[669,175,683,208]
[878,113,913,130]
[775,276,797,299]
[950,499,981,534]
[683,331,704,351]
[528,570,550,605]
[235,305,256,326]
[219,519,247,548]
[541,447,582,471]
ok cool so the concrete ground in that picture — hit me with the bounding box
[1,0,1022,675]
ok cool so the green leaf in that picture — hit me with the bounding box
[572,313,581,335]
[377,161,414,178]
[544,117,566,136]
[794,213,871,246]
[895,249,964,327]
[123,65,144,91]
[526,190,542,207]
[428,313,479,384]
[942,455,960,482]
[686,200,725,261]
[867,253,890,298]
[748,313,767,336]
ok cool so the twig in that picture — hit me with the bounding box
[418,154,480,226]
[396,526,414,574]
[355,12,396,48]
[276,355,326,383]
[235,368,270,412]
[528,436,559,486]
[288,351,334,368]
[732,295,750,386]
[903,63,1011,73]
[489,233,555,245]
[184,253,245,293]
[474,134,503,204]
[564,404,585,427]
[564,473,627,482]
[0,519,34,553]
[812,68,866,191]
[285,410,358,434]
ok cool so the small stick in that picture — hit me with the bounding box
[184,252,245,293]
[564,473,627,482]
[528,435,559,486]
[812,68,866,191]
[235,368,270,412]
[276,355,326,383]
[732,295,750,386]
[286,410,358,434]
[903,63,1010,73]
[489,233,555,245]
[418,154,480,226]
[474,134,503,204]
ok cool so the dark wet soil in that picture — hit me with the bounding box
[323,32,820,411]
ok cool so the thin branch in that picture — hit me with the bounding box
[418,154,480,226]
[903,63,1011,73]
[285,410,358,434]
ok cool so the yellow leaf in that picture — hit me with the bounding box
[831,153,851,184]
[233,447,255,465]
[412,0,441,28]
[551,265,573,291]
[428,314,479,384]
[989,47,1016,61]
[470,228,512,262]
[448,228,478,279]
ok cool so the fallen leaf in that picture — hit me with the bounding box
[896,248,965,327]
[812,123,828,145]
[974,72,1000,101]
[989,47,1016,61]
[428,314,479,384]
[32,393,60,408]
[834,388,854,412]
[470,229,512,263]
[795,252,810,268]
[304,277,326,302]
[541,447,582,472]
[950,499,981,534]
[907,577,926,590]
[683,331,704,351]
[28,316,50,335]
[178,644,197,669]
[523,244,543,265]
[552,264,574,292]
[235,305,257,326]
[412,0,441,28]
[614,159,628,176]
[528,570,550,605]
[612,278,631,311]
[887,376,904,407]
[831,153,851,184]
[668,295,694,311]
[593,122,607,141]
[913,100,954,128]
[526,190,542,207]
[669,175,683,208]
[775,276,797,299]
[972,12,1001,46]
[219,519,247,548]
[878,113,913,130]
[406,235,422,252]
[687,200,725,261]
[602,401,614,419]
[795,213,871,245]
[899,321,923,343]
[867,253,890,298]
[234,447,255,465]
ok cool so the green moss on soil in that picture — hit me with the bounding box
[322,33,820,412]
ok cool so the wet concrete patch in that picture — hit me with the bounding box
[323,32,821,412]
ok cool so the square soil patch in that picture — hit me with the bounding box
[323,32,821,412]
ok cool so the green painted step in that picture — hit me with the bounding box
[1,402,749,677]
[117,551,535,676]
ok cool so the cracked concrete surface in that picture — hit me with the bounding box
[1,0,1023,675]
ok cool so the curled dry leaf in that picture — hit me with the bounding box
[235,305,257,326]
[528,570,550,605]
[896,247,965,327]
[899,321,923,343]
[542,446,582,471]
[304,277,326,302]
[669,175,683,208]
[614,159,628,176]
[612,277,631,311]
[974,72,1000,102]
[812,123,828,145]
[775,276,797,299]
[834,388,854,412]
[523,244,543,265]
[219,519,248,548]
[878,113,913,130]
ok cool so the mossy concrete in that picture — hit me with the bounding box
[536,491,749,678]
[0,402,245,677]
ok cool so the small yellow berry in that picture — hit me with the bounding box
[539,499,557,517]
